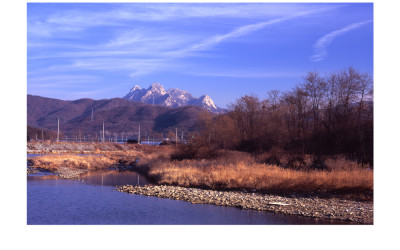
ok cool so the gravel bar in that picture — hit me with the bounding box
[54,167,87,180]
[117,184,373,224]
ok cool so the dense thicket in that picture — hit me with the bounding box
[189,67,373,166]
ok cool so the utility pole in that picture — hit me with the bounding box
[57,117,59,142]
[91,108,94,121]
[41,129,44,141]
[175,127,178,146]
[102,122,105,142]
[138,124,141,144]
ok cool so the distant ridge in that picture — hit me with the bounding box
[123,82,223,113]
[27,94,212,137]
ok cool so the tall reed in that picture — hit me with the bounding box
[143,156,373,195]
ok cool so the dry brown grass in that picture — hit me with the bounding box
[29,154,120,171]
[27,144,172,173]
[28,144,373,197]
[140,153,373,195]
[324,155,368,171]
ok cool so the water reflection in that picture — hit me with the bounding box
[28,175,59,180]
[80,170,151,186]
[27,169,351,225]
[27,162,353,224]
[27,168,151,187]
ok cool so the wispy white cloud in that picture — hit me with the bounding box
[28,21,53,37]
[167,6,338,58]
[28,5,338,79]
[105,29,197,54]
[46,10,119,27]
[35,58,181,79]
[28,75,102,92]
[42,3,324,26]
[28,28,197,60]
[28,19,86,38]
[69,58,165,71]
[28,74,106,99]
[29,3,340,38]
[127,3,325,21]
[28,3,344,83]
[28,75,101,85]
[310,20,372,62]
[189,70,302,79]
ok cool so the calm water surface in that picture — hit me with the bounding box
[27,156,348,225]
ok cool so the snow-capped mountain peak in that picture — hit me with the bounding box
[141,82,166,102]
[123,83,220,112]
[149,82,165,94]
[130,85,141,92]
[199,95,217,110]
[188,94,217,112]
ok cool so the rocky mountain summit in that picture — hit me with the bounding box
[123,83,221,113]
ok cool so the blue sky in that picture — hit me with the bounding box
[27,2,373,108]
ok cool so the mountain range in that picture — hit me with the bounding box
[27,95,212,138]
[123,83,223,113]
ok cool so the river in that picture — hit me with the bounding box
[27,167,350,225]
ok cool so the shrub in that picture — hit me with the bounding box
[171,143,220,161]
[324,155,364,171]
[309,156,328,171]
[216,150,255,164]
[285,155,307,171]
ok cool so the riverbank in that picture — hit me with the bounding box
[117,184,373,224]
[27,141,140,154]
[27,153,137,180]
[27,141,373,224]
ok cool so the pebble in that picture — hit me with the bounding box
[116,184,373,224]
[55,167,87,180]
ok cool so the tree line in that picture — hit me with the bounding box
[27,126,62,141]
[190,67,373,166]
